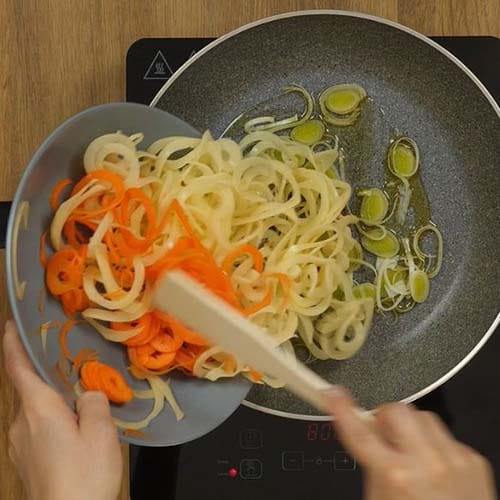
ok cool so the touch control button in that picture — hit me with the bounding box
[334,451,356,471]
[282,451,304,471]
[239,429,263,450]
[239,459,263,479]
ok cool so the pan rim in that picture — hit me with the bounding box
[150,9,500,117]
[150,9,500,419]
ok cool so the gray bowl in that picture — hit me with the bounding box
[6,102,250,446]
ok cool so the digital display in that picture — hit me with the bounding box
[305,423,336,441]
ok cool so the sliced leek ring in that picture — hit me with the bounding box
[409,269,430,303]
[413,224,443,278]
[319,83,367,127]
[357,224,387,241]
[353,283,376,300]
[402,237,430,303]
[291,120,325,145]
[386,267,407,286]
[324,84,367,115]
[244,85,314,133]
[388,137,420,178]
[359,188,389,224]
[362,230,400,258]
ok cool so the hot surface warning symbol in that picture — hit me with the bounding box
[143,50,173,80]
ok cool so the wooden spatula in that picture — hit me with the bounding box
[153,270,333,413]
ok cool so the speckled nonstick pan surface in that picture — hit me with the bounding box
[153,11,500,418]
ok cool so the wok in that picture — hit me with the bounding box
[152,10,500,419]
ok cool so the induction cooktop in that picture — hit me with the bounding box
[123,35,500,500]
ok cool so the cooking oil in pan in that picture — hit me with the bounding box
[222,86,433,235]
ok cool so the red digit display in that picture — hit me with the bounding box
[306,423,318,440]
[319,423,332,441]
[306,423,335,441]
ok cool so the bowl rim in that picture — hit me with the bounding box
[6,103,156,397]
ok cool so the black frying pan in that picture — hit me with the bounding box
[152,11,500,418]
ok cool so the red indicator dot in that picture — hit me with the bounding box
[228,467,238,478]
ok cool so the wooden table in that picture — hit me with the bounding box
[0,1,498,498]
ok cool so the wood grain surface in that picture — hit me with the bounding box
[0,1,498,498]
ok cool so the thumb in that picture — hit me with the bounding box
[323,386,390,467]
[3,320,47,399]
[77,391,116,437]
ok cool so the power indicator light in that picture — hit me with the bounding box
[229,468,238,478]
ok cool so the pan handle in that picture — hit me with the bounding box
[0,201,12,249]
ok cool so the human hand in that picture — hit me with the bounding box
[325,386,497,500]
[3,320,122,500]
